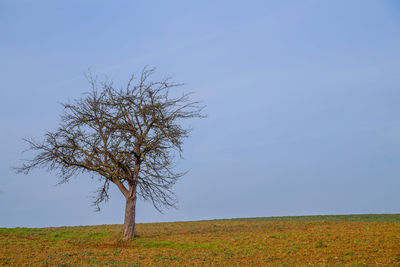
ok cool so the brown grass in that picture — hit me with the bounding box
[1,216,400,266]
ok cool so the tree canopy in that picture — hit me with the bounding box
[16,68,204,239]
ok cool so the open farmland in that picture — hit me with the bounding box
[1,214,400,266]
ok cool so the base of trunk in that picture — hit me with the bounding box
[122,195,136,240]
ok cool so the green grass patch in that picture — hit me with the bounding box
[0,227,111,241]
[218,213,400,223]
[47,230,111,241]
[0,227,46,236]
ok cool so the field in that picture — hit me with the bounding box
[1,214,400,266]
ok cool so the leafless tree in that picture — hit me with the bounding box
[15,68,204,240]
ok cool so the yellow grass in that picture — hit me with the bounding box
[1,215,400,266]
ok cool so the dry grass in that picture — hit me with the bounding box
[1,214,400,266]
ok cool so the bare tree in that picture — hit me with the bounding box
[15,68,204,240]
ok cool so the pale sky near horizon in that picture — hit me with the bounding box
[1,0,400,227]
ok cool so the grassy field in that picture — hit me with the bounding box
[1,214,400,266]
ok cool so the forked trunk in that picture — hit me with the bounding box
[122,194,137,240]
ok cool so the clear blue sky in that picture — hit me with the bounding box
[1,0,400,227]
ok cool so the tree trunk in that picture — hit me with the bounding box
[122,194,137,240]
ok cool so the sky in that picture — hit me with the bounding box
[1,0,400,227]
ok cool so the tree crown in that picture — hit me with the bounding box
[16,68,205,211]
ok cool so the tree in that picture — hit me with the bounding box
[15,68,204,240]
